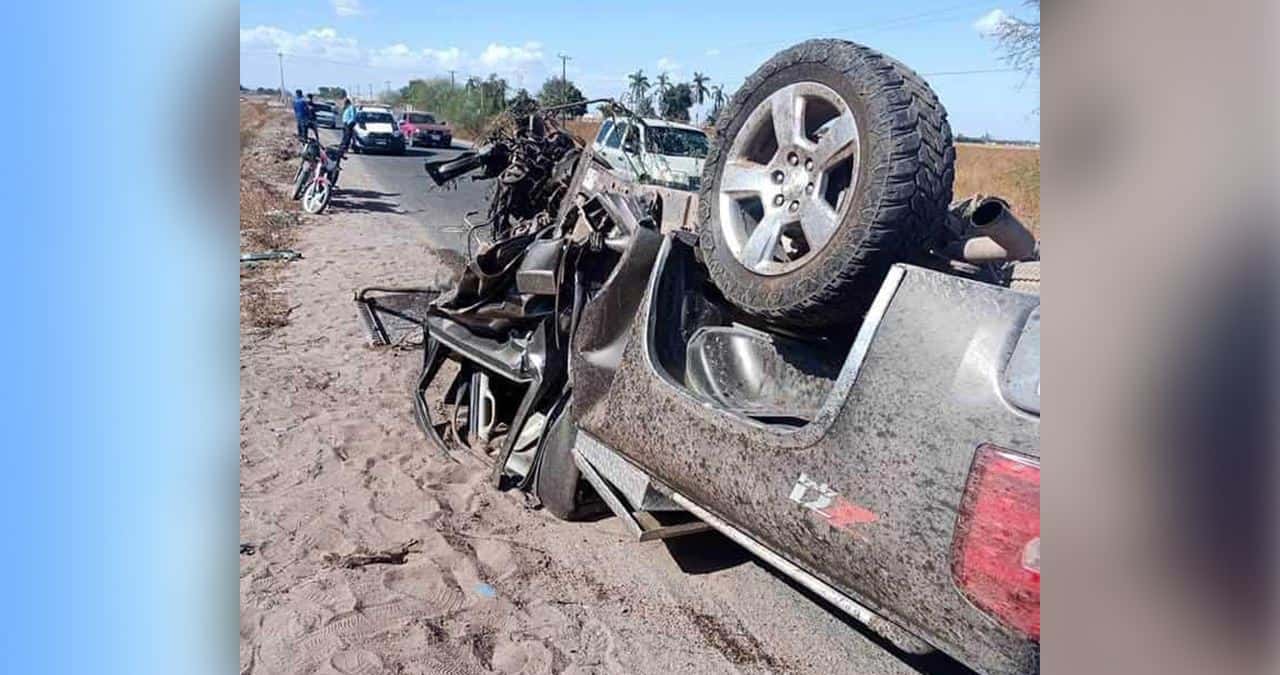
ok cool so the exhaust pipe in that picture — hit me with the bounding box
[424,143,510,186]
[954,197,1038,263]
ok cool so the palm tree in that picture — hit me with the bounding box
[709,84,726,121]
[484,73,508,112]
[653,72,673,119]
[464,76,482,108]
[691,72,710,124]
[691,72,710,106]
[627,69,650,110]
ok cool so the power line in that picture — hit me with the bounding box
[725,1,991,50]
[920,68,1021,76]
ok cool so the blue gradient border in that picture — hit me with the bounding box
[2,2,236,673]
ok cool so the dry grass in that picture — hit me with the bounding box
[563,119,603,144]
[240,101,301,333]
[954,143,1040,236]
[241,101,269,152]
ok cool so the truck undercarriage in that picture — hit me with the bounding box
[355,39,1040,675]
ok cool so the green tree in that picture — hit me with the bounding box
[691,72,711,123]
[483,74,508,114]
[655,72,670,96]
[508,88,538,117]
[635,95,656,118]
[626,69,650,111]
[691,73,710,106]
[395,77,506,137]
[317,86,347,100]
[659,83,693,122]
[536,77,586,116]
[709,84,726,122]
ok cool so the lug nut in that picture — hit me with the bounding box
[804,158,814,171]
[773,194,785,207]
[787,152,800,166]
[788,200,800,212]
[772,170,785,184]
[805,183,815,195]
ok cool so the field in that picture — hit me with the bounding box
[561,119,1039,236]
[954,143,1040,236]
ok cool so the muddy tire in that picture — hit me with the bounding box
[291,160,312,200]
[697,39,954,326]
[534,396,603,521]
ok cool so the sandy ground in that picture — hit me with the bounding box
[239,114,919,675]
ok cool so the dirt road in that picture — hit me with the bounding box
[239,123,929,674]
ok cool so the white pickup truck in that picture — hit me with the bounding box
[591,117,709,191]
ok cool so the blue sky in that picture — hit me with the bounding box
[240,0,1040,140]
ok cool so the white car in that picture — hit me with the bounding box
[591,118,709,191]
[351,105,406,154]
[312,101,338,129]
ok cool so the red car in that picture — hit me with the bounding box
[398,111,453,148]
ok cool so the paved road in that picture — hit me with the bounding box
[320,127,489,254]
[318,126,965,675]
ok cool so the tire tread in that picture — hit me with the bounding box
[698,39,954,325]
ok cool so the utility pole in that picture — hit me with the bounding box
[448,70,456,89]
[277,52,286,102]
[557,53,572,83]
[385,80,391,97]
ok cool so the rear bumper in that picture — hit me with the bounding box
[413,131,452,147]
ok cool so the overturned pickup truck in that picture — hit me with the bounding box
[358,39,1040,675]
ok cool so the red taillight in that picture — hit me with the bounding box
[952,444,1040,639]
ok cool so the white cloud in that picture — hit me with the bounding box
[240,26,556,90]
[332,0,363,17]
[239,25,362,63]
[656,56,681,73]
[477,41,545,75]
[973,9,1010,36]
[704,48,721,57]
[369,43,463,70]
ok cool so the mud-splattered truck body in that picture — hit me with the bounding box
[568,234,1041,674]
[387,38,1041,675]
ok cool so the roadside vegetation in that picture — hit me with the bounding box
[378,76,516,139]
[239,101,301,333]
[344,66,730,140]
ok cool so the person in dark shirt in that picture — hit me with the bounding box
[303,94,318,139]
[292,89,308,141]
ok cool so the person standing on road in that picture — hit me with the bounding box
[304,93,319,140]
[292,89,308,141]
[340,98,357,155]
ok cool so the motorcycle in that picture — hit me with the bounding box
[290,133,320,201]
[299,138,344,215]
